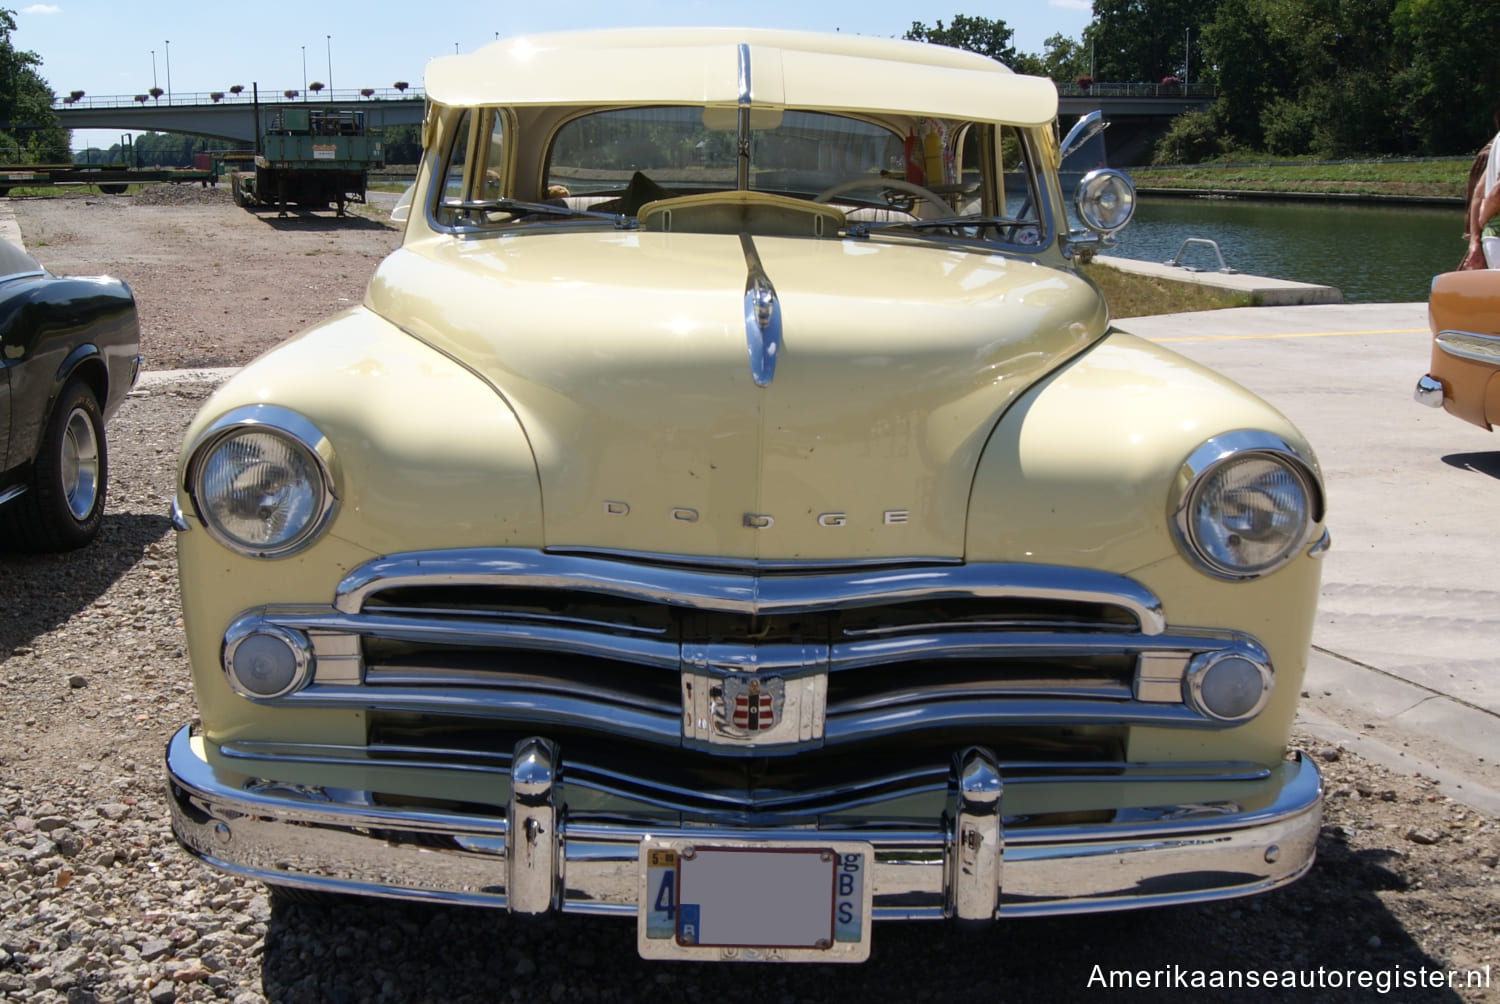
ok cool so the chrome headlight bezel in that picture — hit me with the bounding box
[1171,432,1324,581]
[1073,168,1136,235]
[185,405,339,559]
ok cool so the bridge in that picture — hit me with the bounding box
[55,88,426,145]
[55,82,1211,146]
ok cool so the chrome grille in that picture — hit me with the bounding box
[238,548,1271,753]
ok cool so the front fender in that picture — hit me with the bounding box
[967,329,1319,574]
[176,306,545,560]
[967,330,1325,765]
[175,307,545,747]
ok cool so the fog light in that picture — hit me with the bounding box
[223,621,312,700]
[1186,652,1272,722]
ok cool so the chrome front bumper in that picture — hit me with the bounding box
[166,726,1322,922]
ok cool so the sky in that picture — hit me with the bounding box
[12,1,1095,151]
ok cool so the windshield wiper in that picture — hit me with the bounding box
[441,197,638,230]
[848,215,1030,238]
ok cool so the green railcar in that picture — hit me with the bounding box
[231,108,384,215]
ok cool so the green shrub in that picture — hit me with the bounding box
[1152,111,1223,165]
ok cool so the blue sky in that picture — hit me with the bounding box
[15,1,1094,151]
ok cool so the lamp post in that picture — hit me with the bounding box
[150,49,156,93]
[326,35,333,95]
[301,45,307,99]
[164,39,171,104]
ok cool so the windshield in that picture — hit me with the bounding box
[434,104,1047,248]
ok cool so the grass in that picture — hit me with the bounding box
[1131,157,1468,200]
[1081,261,1255,317]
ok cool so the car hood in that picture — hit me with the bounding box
[365,230,1106,561]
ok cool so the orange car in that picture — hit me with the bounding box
[1416,270,1500,428]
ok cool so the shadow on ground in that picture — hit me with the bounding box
[258,211,394,233]
[257,828,1470,1004]
[1442,452,1500,481]
[0,512,170,656]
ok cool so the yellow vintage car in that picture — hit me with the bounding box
[166,28,1327,963]
[1415,270,1500,428]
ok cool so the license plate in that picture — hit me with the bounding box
[638,839,873,963]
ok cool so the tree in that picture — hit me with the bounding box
[1091,0,1217,83]
[904,15,1018,66]
[1391,0,1500,155]
[1036,32,1090,83]
[0,8,68,163]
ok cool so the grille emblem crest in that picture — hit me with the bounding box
[720,675,785,735]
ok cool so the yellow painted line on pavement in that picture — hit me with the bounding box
[1149,327,1425,343]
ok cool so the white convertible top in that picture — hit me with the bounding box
[424,27,1059,127]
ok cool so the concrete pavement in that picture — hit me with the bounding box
[1116,302,1500,815]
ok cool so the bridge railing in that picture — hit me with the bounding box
[60,81,1206,110]
[1055,81,1216,100]
[56,87,426,110]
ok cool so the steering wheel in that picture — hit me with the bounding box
[813,177,952,216]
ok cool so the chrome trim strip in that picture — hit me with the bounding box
[169,496,191,532]
[0,484,27,508]
[0,269,46,283]
[167,727,1321,922]
[1414,374,1445,407]
[1435,329,1500,364]
[545,546,964,572]
[829,628,1263,672]
[257,609,682,672]
[332,548,1168,635]
[1306,528,1331,560]
[736,42,752,105]
[736,43,752,191]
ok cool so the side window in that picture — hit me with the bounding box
[481,112,506,200]
[995,125,1042,244]
[435,109,473,226]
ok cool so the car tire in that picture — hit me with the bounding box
[0,379,108,552]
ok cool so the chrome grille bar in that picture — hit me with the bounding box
[333,548,1167,634]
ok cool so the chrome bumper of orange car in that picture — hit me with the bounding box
[1415,374,1444,407]
[167,725,1322,925]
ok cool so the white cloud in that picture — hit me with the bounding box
[22,4,63,13]
[1049,0,1092,9]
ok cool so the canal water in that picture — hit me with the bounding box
[1103,196,1464,304]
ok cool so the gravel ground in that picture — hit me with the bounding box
[0,190,1497,1003]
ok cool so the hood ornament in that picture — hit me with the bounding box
[740,234,782,387]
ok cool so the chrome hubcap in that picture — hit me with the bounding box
[61,407,100,521]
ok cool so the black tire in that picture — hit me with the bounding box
[0,379,108,552]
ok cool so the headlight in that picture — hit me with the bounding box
[187,406,337,558]
[1173,433,1322,580]
[1073,169,1136,234]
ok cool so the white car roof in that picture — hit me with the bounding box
[425,27,1059,127]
